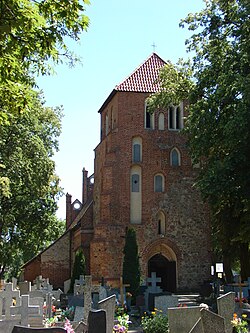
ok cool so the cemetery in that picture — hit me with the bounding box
[0,271,249,333]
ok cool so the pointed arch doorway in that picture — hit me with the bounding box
[148,253,177,293]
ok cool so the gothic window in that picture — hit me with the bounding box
[131,174,140,192]
[169,106,174,129]
[158,211,166,235]
[154,174,164,192]
[105,113,109,135]
[168,104,183,130]
[145,102,154,129]
[171,148,181,166]
[158,112,165,130]
[133,144,141,162]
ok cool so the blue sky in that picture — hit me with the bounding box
[37,0,205,219]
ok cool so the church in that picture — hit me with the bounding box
[23,53,212,292]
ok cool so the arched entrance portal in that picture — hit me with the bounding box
[148,254,176,292]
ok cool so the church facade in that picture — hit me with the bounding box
[23,53,212,292]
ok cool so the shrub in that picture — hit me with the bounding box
[141,310,169,333]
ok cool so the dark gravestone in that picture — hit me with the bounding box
[88,309,106,333]
[59,293,70,309]
[12,326,66,333]
[68,294,84,308]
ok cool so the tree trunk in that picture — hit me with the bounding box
[223,254,234,283]
[240,243,250,281]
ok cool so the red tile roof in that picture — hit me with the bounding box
[115,53,166,93]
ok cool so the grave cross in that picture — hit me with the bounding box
[10,294,40,326]
[119,276,130,307]
[82,275,101,323]
[0,282,20,320]
[74,275,85,295]
[33,275,44,290]
[229,276,248,308]
[147,272,161,292]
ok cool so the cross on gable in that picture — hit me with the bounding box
[10,294,40,326]
[0,282,21,320]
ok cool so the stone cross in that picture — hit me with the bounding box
[33,276,44,290]
[74,275,86,295]
[119,276,130,306]
[45,293,53,319]
[0,282,21,320]
[81,276,101,323]
[147,272,162,292]
[10,294,40,326]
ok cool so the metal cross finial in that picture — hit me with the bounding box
[151,42,157,52]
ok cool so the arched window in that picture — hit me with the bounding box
[105,113,109,135]
[158,112,165,130]
[145,102,154,129]
[158,211,166,235]
[132,137,142,163]
[171,148,181,166]
[131,174,140,192]
[130,166,142,224]
[168,103,183,130]
[154,174,164,192]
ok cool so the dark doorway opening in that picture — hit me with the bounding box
[148,254,176,292]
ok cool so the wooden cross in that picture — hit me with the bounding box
[229,276,248,308]
[119,277,130,307]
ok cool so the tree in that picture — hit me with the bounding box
[148,0,250,281]
[0,91,65,278]
[122,228,141,303]
[0,0,90,277]
[69,249,86,293]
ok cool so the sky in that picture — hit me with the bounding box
[37,0,205,219]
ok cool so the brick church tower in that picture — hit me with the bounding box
[23,53,211,291]
[88,53,211,291]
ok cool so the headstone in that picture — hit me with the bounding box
[29,290,44,299]
[12,278,18,291]
[18,282,31,296]
[81,275,101,322]
[74,321,88,333]
[217,292,235,333]
[0,319,20,333]
[59,293,69,310]
[144,272,162,309]
[189,318,203,333]
[68,294,84,308]
[12,326,66,332]
[29,297,43,327]
[74,306,84,322]
[168,306,205,333]
[88,309,106,333]
[45,293,53,319]
[74,275,85,295]
[0,282,21,320]
[155,295,178,314]
[64,279,71,294]
[10,295,40,326]
[199,308,225,333]
[98,295,116,333]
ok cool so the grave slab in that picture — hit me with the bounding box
[99,295,116,333]
[87,309,106,333]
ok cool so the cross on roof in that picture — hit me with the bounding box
[151,42,157,52]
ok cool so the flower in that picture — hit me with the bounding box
[231,313,248,333]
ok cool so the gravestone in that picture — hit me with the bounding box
[168,306,206,333]
[12,278,18,291]
[74,321,88,333]
[12,326,66,332]
[68,294,84,308]
[217,292,235,333]
[45,293,52,319]
[189,318,203,333]
[18,282,31,296]
[98,295,116,333]
[200,308,225,333]
[74,275,85,295]
[88,309,106,333]
[144,272,162,310]
[64,279,71,294]
[29,297,43,327]
[0,282,21,320]
[155,295,178,314]
[74,306,84,322]
[0,319,20,333]
[10,295,40,326]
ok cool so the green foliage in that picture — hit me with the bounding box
[148,0,250,281]
[122,228,141,302]
[141,311,169,333]
[69,249,86,293]
[0,0,89,278]
[0,91,65,278]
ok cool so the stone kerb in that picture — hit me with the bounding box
[98,295,116,333]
